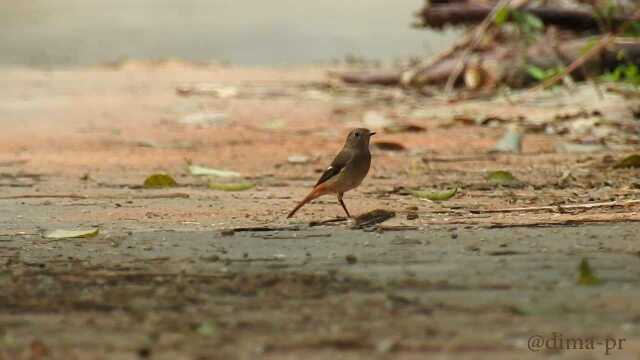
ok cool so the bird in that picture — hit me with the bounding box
[287,128,375,219]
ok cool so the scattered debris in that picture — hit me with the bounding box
[44,228,99,239]
[143,174,178,188]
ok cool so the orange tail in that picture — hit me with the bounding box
[287,186,327,218]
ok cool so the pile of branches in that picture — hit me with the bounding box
[337,0,640,94]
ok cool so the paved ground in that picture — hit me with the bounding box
[1,63,640,359]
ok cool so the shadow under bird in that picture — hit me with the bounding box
[287,128,375,218]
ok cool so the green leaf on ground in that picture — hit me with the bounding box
[143,174,177,188]
[577,258,601,286]
[196,321,218,337]
[188,165,241,178]
[523,13,544,30]
[410,188,458,201]
[526,66,547,81]
[208,182,255,191]
[44,228,99,239]
[494,6,510,26]
[613,154,640,168]
[486,170,519,185]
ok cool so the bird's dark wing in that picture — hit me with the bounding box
[315,149,353,187]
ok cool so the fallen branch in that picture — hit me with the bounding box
[416,3,632,31]
[444,0,515,94]
[394,36,640,90]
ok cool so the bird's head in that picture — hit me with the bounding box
[345,128,375,149]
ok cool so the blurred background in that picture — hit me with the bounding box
[0,0,457,67]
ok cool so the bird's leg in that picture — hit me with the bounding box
[337,192,351,218]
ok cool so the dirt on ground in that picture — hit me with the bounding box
[1,62,640,359]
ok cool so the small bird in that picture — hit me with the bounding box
[287,128,375,219]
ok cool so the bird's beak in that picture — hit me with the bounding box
[369,132,376,136]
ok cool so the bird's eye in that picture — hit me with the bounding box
[355,133,360,137]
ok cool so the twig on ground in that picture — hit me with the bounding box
[422,155,496,163]
[0,193,190,200]
[309,217,349,227]
[0,194,89,200]
[230,226,301,232]
[469,199,640,214]
[44,271,228,279]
